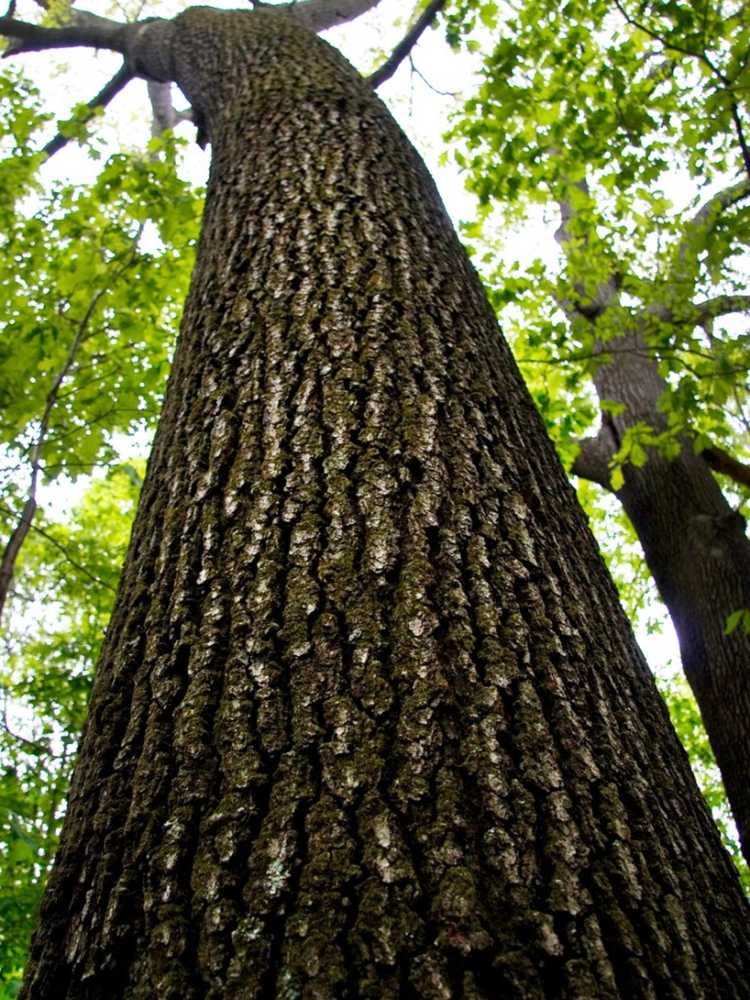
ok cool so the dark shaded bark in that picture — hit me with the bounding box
[574,332,750,869]
[21,9,750,999]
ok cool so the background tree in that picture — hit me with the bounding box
[448,0,750,870]
[0,466,141,994]
[0,2,749,997]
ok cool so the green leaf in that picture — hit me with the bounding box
[725,609,750,636]
[610,465,625,491]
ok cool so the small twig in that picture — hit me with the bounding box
[2,695,50,752]
[408,54,457,97]
[43,63,133,159]
[368,0,446,89]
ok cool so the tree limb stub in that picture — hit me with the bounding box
[147,79,178,137]
[571,422,619,489]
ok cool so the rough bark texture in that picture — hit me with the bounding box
[574,332,750,868]
[21,9,750,999]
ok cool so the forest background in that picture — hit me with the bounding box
[1,0,749,991]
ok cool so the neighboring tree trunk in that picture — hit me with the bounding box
[21,9,750,998]
[574,330,750,868]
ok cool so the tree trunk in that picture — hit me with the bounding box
[575,331,750,868]
[21,9,750,999]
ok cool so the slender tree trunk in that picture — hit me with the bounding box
[22,9,750,998]
[575,332,750,867]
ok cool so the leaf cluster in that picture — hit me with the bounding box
[0,464,143,992]
[449,0,750,570]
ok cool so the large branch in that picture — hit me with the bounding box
[274,0,384,32]
[0,9,126,55]
[368,0,446,89]
[702,443,750,489]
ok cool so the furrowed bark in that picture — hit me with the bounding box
[19,8,750,999]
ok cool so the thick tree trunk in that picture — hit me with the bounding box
[575,333,750,868]
[21,9,750,998]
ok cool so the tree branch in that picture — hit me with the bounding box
[368,0,446,89]
[702,444,750,490]
[274,0,384,32]
[43,63,133,158]
[0,10,126,56]
[645,293,750,327]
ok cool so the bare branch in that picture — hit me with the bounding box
[408,55,457,97]
[43,63,133,159]
[2,689,50,752]
[0,10,126,56]
[368,0,446,89]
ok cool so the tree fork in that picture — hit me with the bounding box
[16,7,750,998]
